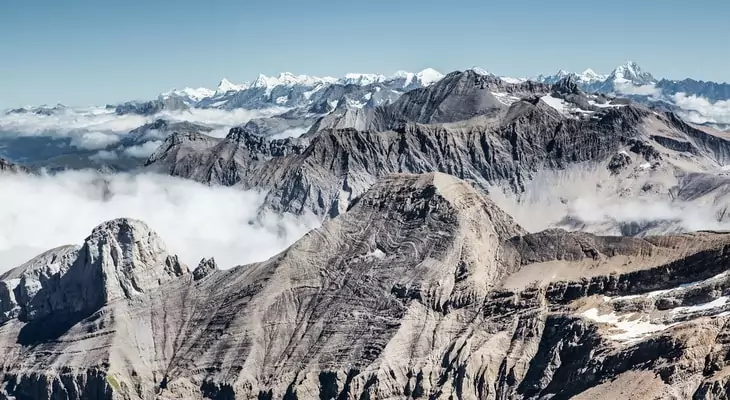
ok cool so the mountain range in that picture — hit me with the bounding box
[154,62,727,128]
[5,62,730,399]
[7,61,720,135]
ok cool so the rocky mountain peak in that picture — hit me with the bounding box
[216,78,248,94]
[0,218,188,324]
[609,60,656,84]
[193,257,218,281]
[348,172,525,241]
[79,218,188,302]
[552,75,582,95]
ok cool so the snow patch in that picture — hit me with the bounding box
[540,95,569,115]
[671,296,729,315]
[588,100,626,109]
[492,92,521,106]
[500,77,526,84]
[364,248,386,260]
[582,308,674,342]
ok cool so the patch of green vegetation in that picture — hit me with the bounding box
[106,375,121,391]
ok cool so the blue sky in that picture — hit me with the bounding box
[1,0,728,108]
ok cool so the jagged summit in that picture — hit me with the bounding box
[0,218,188,325]
[216,77,248,94]
[468,66,491,75]
[609,60,656,84]
[551,75,583,95]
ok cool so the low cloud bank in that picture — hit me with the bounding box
[487,165,730,236]
[0,107,288,148]
[0,171,318,273]
[672,93,730,125]
[614,82,662,97]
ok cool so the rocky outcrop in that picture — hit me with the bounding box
[192,258,217,281]
[0,218,188,327]
[5,173,730,399]
[113,97,189,116]
[0,158,30,174]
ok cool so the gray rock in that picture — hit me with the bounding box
[0,158,30,174]
[5,173,730,399]
[192,258,217,281]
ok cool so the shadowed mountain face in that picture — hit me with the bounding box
[145,74,730,232]
[0,158,30,174]
[4,173,730,399]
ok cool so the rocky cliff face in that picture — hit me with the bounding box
[0,158,30,174]
[4,173,730,399]
[145,82,730,226]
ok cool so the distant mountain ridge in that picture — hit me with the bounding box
[6,62,729,115]
[129,62,730,129]
[532,61,729,102]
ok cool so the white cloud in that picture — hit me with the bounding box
[123,141,162,158]
[70,131,121,150]
[136,128,167,141]
[613,82,662,97]
[158,107,288,127]
[0,106,289,141]
[269,126,310,140]
[0,171,318,273]
[0,108,148,136]
[672,93,730,124]
[90,150,119,162]
[487,165,730,236]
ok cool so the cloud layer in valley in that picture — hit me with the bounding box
[0,170,318,273]
[487,165,730,236]
[0,107,288,148]
[672,93,730,125]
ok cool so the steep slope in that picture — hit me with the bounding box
[309,70,550,134]
[6,174,730,399]
[146,75,730,226]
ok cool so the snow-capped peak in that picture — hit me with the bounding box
[468,67,491,76]
[415,68,444,86]
[161,87,215,102]
[577,68,607,83]
[608,61,656,85]
[216,78,249,94]
[390,68,444,87]
[338,73,388,86]
[251,72,336,89]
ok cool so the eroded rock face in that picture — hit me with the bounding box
[192,258,217,281]
[4,173,730,399]
[0,218,188,326]
[0,158,30,174]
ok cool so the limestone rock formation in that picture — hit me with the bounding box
[5,173,730,399]
[0,158,30,174]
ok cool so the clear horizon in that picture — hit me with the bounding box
[2,0,729,108]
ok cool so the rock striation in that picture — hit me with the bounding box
[5,173,730,398]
